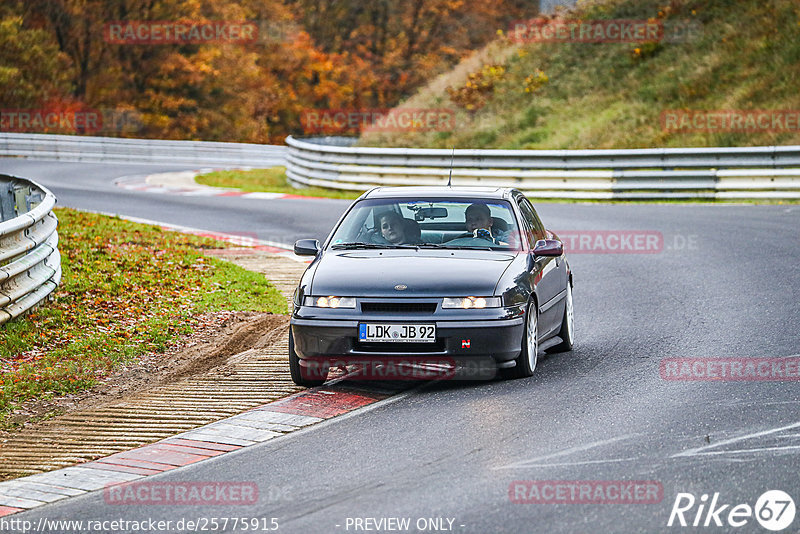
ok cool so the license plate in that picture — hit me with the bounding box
[359,323,436,343]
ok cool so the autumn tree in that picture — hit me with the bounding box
[2,0,537,141]
[0,13,73,107]
[285,0,537,106]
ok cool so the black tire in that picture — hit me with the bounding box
[501,301,538,379]
[549,281,574,353]
[289,329,326,387]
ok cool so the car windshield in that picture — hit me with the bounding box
[329,198,523,251]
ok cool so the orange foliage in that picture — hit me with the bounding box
[2,0,537,142]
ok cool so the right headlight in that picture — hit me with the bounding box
[442,296,502,309]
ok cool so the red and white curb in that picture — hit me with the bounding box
[115,170,319,200]
[0,384,402,516]
[0,212,338,516]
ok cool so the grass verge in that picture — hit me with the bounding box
[0,208,287,429]
[195,166,363,200]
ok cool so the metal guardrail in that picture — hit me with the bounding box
[0,133,286,167]
[0,176,60,325]
[285,136,800,199]
[2,132,798,199]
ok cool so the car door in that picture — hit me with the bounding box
[517,196,566,336]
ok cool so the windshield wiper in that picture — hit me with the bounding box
[331,242,418,250]
[416,244,496,251]
[331,242,391,249]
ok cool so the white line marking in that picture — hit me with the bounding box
[672,420,800,458]
[241,192,289,199]
[493,434,637,470]
[683,444,800,457]
[180,189,222,196]
[723,400,800,407]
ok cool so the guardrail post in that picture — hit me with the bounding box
[26,190,43,210]
[0,181,15,221]
[14,185,31,213]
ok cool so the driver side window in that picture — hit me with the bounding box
[517,198,545,246]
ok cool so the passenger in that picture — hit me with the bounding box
[378,211,410,245]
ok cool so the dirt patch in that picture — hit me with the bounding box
[169,312,287,379]
[1,312,289,438]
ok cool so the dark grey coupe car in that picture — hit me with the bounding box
[289,186,573,386]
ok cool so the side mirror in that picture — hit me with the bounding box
[294,239,320,256]
[533,239,563,257]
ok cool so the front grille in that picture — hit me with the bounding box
[361,302,437,313]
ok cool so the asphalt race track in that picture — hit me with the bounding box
[2,158,800,533]
[0,160,348,246]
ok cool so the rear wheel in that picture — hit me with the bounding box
[550,282,574,353]
[502,301,538,379]
[289,329,326,387]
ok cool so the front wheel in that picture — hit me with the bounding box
[502,301,538,379]
[549,281,574,353]
[289,329,326,387]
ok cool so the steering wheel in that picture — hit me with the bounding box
[454,229,496,241]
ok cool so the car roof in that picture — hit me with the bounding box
[362,186,516,200]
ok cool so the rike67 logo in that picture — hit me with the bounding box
[668,490,795,531]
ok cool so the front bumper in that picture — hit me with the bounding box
[290,316,524,365]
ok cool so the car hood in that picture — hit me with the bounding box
[310,250,518,297]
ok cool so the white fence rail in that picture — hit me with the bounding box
[0,133,286,167]
[0,176,60,325]
[285,136,800,199]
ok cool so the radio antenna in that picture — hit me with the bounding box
[447,147,455,187]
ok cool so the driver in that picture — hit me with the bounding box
[465,203,494,240]
[465,203,507,244]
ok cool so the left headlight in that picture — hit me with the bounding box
[303,296,356,308]
[442,296,501,309]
